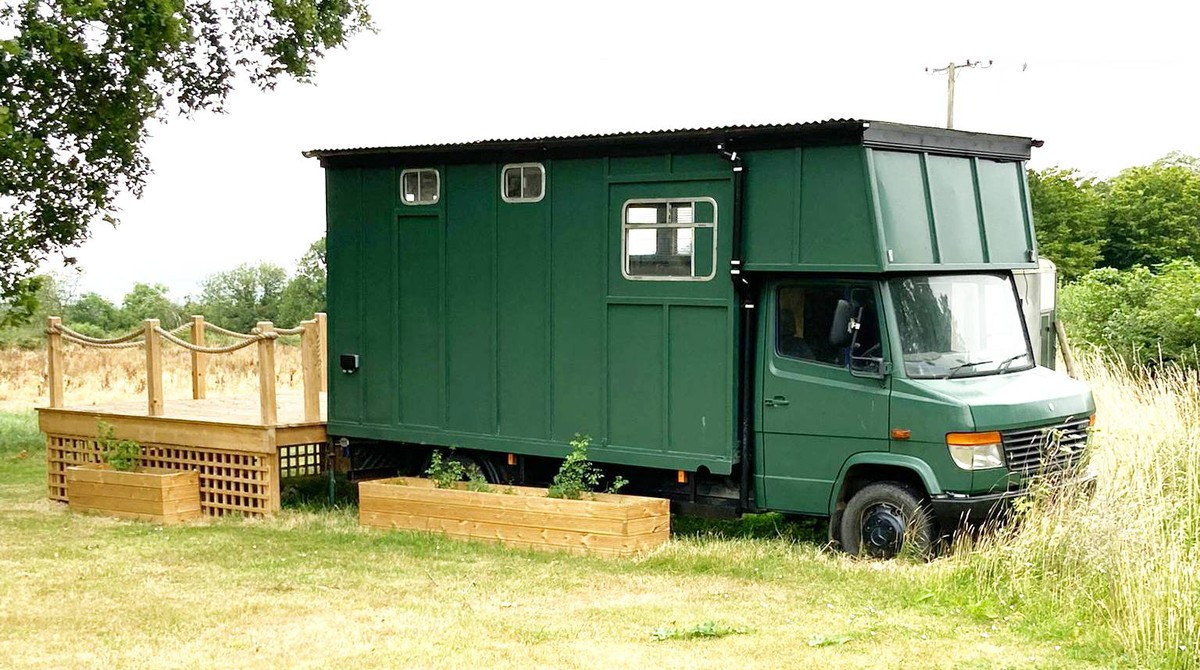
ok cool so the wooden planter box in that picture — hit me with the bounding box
[66,465,202,524]
[359,477,670,557]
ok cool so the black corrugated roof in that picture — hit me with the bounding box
[303,119,1038,168]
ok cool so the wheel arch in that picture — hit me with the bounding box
[829,454,942,516]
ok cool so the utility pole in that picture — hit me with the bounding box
[925,60,992,129]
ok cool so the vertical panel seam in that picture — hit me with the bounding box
[1017,160,1037,256]
[440,164,450,429]
[493,162,501,435]
[601,157,611,447]
[662,303,670,453]
[392,166,402,426]
[919,153,941,263]
[793,148,803,264]
[862,148,889,269]
[544,161,554,441]
[971,157,991,262]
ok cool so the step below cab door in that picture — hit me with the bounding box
[757,279,891,514]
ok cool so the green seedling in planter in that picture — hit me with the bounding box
[548,435,627,499]
[426,448,492,493]
[97,420,141,472]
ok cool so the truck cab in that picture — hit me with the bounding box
[758,271,1093,555]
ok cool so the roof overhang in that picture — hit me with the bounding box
[303,119,1038,169]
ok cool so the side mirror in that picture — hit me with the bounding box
[829,299,860,348]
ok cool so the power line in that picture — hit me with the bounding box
[925,60,993,129]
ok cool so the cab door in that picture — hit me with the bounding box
[756,280,891,514]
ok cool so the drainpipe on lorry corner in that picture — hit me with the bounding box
[718,142,755,514]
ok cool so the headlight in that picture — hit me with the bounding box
[946,431,1005,470]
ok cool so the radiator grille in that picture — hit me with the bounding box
[1001,417,1090,475]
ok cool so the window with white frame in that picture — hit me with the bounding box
[622,198,717,280]
[501,163,545,203]
[400,168,439,205]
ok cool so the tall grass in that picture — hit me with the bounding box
[950,353,1200,668]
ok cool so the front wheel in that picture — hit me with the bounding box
[839,482,935,559]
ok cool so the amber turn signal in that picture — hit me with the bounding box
[890,428,912,440]
[506,453,516,466]
[677,470,687,484]
[946,431,1003,446]
[1089,414,1097,427]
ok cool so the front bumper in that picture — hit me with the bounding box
[929,488,1023,529]
[930,464,1098,529]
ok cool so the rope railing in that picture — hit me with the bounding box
[202,322,258,340]
[44,313,328,423]
[55,323,146,346]
[154,326,268,354]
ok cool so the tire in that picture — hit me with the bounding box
[839,482,935,559]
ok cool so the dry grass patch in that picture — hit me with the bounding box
[0,344,303,412]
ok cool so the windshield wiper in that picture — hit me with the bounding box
[997,353,1031,373]
[946,360,992,379]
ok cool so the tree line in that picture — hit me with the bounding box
[0,238,325,348]
[1033,153,1200,366]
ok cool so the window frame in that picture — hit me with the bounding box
[620,197,718,282]
[399,168,440,206]
[773,280,885,371]
[500,163,546,203]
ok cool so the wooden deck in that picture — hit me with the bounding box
[39,392,330,517]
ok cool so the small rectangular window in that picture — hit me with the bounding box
[622,198,717,281]
[400,168,439,205]
[501,163,546,203]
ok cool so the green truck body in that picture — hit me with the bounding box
[307,120,1094,554]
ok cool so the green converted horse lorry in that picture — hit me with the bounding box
[305,119,1094,557]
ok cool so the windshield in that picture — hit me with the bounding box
[889,274,1034,379]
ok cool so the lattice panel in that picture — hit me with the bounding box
[46,434,277,517]
[278,442,329,479]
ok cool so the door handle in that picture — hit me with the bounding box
[765,395,790,407]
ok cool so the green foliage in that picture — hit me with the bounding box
[1102,153,1200,270]
[0,276,45,328]
[547,435,624,499]
[0,273,69,347]
[66,292,121,332]
[97,421,140,472]
[0,1,372,311]
[1028,167,1106,281]
[650,621,748,642]
[278,238,326,327]
[1060,259,1200,367]
[196,263,288,333]
[119,282,183,330]
[425,449,464,489]
[465,465,492,493]
[425,448,490,492]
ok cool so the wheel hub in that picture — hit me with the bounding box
[861,503,905,557]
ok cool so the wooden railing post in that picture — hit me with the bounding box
[256,321,278,425]
[144,319,164,416]
[300,319,321,422]
[190,315,207,400]
[316,312,328,392]
[46,316,64,408]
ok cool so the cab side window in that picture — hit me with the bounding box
[777,284,882,369]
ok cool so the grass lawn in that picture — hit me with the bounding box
[0,411,1127,669]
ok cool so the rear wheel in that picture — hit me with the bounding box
[839,482,934,559]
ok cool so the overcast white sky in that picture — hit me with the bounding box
[50,0,1200,303]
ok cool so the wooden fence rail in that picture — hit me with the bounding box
[45,313,327,425]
